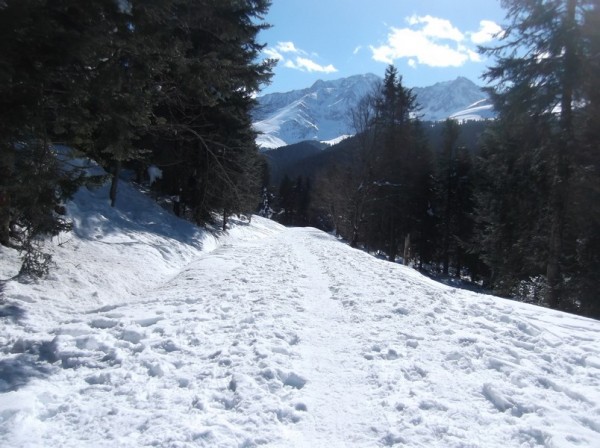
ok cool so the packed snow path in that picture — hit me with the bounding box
[1,225,600,447]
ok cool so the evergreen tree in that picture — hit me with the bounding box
[147,0,274,225]
[85,0,160,207]
[570,2,600,316]
[478,0,597,311]
[434,119,476,277]
[0,0,275,275]
[436,119,461,275]
[366,65,430,263]
[0,0,105,272]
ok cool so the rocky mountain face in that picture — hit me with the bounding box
[253,74,494,149]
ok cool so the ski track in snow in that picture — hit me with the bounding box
[1,224,600,447]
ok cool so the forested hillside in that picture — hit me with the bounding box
[0,0,274,272]
[266,0,600,318]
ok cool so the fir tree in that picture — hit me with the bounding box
[147,0,274,225]
[479,0,597,311]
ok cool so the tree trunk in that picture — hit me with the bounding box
[222,209,228,232]
[403,233,411,266]
[388,218,397,262]
[546,219,562,307]
[110,160,122,207]
[0,191,10,246]
[350,226,359,247]
[547,0,577,309]
[455,245,463,278]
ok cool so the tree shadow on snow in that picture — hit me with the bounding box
[422,271,489,294]
[0,303,25,322]
[0,353,55,393]
[0,293,57,392]
[70,181,205,248]
[0,282,27,323]
[0,282,26,323]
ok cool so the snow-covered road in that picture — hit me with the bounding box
[1,186,600,447]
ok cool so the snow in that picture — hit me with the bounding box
[253,74,378,149]
[147,165,163,185]
[1,179,600,447]
[320,134,352,146]
[449,98,495,122]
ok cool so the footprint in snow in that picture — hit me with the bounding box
[135,316,163,327]
[119,329,144,344]
[89,318,119,329]
[275,407,301,423]
[277,370,307,389]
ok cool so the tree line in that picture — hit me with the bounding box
[270,0,599,318]
[0,0,274,274]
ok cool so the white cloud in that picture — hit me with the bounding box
[285,57,337,73]
[262,41,337,74]
[407,15,464,42]
[370,15,490,69]
[263,48,284,61]
[353,46,363,55]
[371,27,469,67]
[470,20,503,44]
[276,41,303,54]
[467,48,482,62]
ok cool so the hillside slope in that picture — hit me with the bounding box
[0,180,599,447]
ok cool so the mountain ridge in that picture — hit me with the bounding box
[253,74,494,149]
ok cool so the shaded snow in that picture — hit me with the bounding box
[1,180,599,447]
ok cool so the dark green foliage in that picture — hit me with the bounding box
[263,141,326,188]
[274,175,311,226]
[432,119,477,277]
[475,0,600,315]
[145,0,274,227]
[0,0,100,273]
[0,0,274,274]
[310,66,434,265]
[360,67,433,263]
[472,118,551,294]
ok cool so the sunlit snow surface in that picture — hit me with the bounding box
[1,181,599,447]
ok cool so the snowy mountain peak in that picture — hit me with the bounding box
[254,74,494,149]
[253,74,380,149]
[412,77,488,122]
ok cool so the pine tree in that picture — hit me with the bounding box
[83,0,161,207]
[433,119,477,277]
[0,0,104,272]
[0,0,275,275]
[367,65,429,263]
[478,0,597,310]
[570,2,600,316]
[147,0,274,225]
[436,119,461,275]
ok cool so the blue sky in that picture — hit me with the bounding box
[258,0,506,94]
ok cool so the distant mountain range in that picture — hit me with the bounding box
[253,74,495,149]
